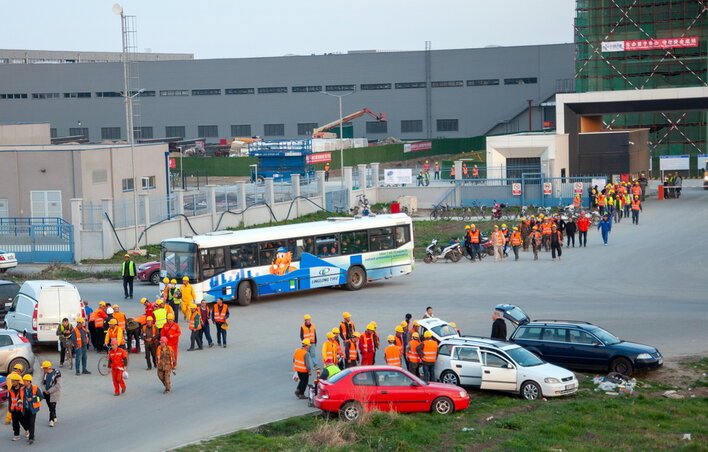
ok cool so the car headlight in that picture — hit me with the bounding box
[459,391,468,398]
[544,378,560,384]
[636,353,652,360]
[320,394,329,399]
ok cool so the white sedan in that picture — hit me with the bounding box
[0,250,17,273]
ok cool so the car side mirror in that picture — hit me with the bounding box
[410,381,420,387]
[592,342,601,347]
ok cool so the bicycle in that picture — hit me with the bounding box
[430,203,451,220]
[97,346,110,376]
[59,339,73,370]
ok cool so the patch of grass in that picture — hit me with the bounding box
[412,219,498,259]
[681,358,708,372]
[9,263,120,281]
[81,244,162,264]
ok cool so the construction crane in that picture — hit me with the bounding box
[312,108,387,138]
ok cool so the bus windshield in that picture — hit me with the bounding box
[162,242,198,281]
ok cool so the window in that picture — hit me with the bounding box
[162,242,197,281]
[96,91,122,98]
[258,241,286,265]
[340,230,369,255]
[395,82,426,89]
[438,344,452,356]
[292,85,322,93]
[159,90,189,96]
[401,120,423,133]
[504,77,538,85]
[63,92,91,98]
[198,125,219,137]
[366,121,387,134]
[352,371,376,386]
[517,327,542,340]
[69,127,89,139]
[437,119,459,132]
[30,191,61,218]
[395,225,411,247]
[200,247,226,279]
[0,93,28,99]
[369,227,395,251]
[131,90,155,97]
[360,83,391,90]
[225,88,255,95]
[50,128,57,138]
[141,176,156,189]
[122,178,135,192]
[467,79,499,86]
[0,335,12,347]
[454,347,480,362]
[192,89,221,96]
[294,237,314,260]
[264,124,285,137]
[568,329,596,345]
[376,370,413,387]
[315,235,339,257]
[92,170,107,184]
[297,123,318,136]
[325,84,355,92]
[101,127,121,140]
[32,92,60,99]
[542,328,568,342]
[231,124,251,137]
[431,80,463,88]
[0,282,18,301]
[257,87,288,94]
[166,126,186,138]
[482,352,510,368]
[134,126,153,139]
[229,244,258,269]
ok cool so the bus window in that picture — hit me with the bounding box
[315,235,339,257]
[162,242,197,281]
[395,225,411,247]
[258,241,282,266]
[369,227,395,251]
[200,247,226,279]
[340,230,369,255]
[230,244,258,269]
[289,238,312,261]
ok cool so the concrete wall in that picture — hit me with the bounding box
[486,132,570,178]
[0,123,51,145]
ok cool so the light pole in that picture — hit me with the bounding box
[321,90,355,188]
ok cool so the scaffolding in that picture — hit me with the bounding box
[575,0,707,170]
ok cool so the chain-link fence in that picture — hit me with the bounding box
[81,202,103,231]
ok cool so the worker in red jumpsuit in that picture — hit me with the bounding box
[359,324,376,366]
[107,339,129,396]
[161,313,182,369]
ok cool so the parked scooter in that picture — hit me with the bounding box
[424,239,462,263]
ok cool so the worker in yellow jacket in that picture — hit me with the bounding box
[179,276,196,321]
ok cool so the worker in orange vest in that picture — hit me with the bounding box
[112,304,127,334]
[631,195,642,225]
[510,227,523,261]
[472,164,479,180]
[330,328,343,367]
[406,332,422,376]
[300,314,317,363]
[462,163,469,179]
[92,301,108,351]
[339,312,355,341]
[211,298,230,348]
[322,332,339,365]
[573,194,581,210]
[491,225,506,262]
[70,318,91,375]
[7,373,25,441]
[384,336,402,367]
[359,324,375,366]
[161,313,182,368]
[344,332,360,368]
[107,339,128,396]
[187,304,203,351]
[449,164,456,182]
[104,319,125,349]
[597,192,606,216]
[529,225,543,261]
[293,339,313,399]
[369,322,380,364]
[416,331,438,382]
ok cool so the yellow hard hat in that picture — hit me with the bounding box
[512,227,518,231]
[113,304,119,309]
[413,320,419,326]
[395,325,404,333]
[450,322,457,328]
[470,224,475,228]
[13,363,24,371]
[494,225,499,228]
[190,304,198,310]
[76,317,85,323]
[331,327,340,334]
[412,332,420,338]
[156,299,164,304]
[221,323,229,330]
[166,313,175,320]
[9,373,22,381]
[387,335,395,342]
[140,297,148,304]
[182,276,190,281]
[163,277,170,284]
[501,224,507,228]
[303,314,311,320]
[146,316,154,321]
[465,225,470,229]
[124,254,130,258]
[367,324,375,331]
[108,319,117,325]
[326,332,334,339]
[353,332,361,338]
[171,279,177,284]
[520,217,526,221]
[98,301,106,306]
[424,331,433,338]
[302,339,311,346]
[342,312,351,318]
[371,322,378,328]
[400,321,407,327]
[41,361,52,369]
[23,374,33,382]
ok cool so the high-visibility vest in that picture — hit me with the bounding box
[421,339,438,363]
[385,344,402,367]
[395,334,404,355]
[322,340,338,363]
[301,324,316,343]
[542,223,552,235]
[213,304,228,322]
[94,310,107,328]
[189,312,202,331]
[325,364,341,378]
[339,321,355,340]
[88,312,97,323]
[293,348,308,373]
[9,387,23,412]
[632,185,641,196]
[510,232,522,246]
[27,385,41,409]
[530,231,543,245]
[104,327,125,346]
[72,327,84,348]
[450,166,455,176]
[597,195,606,206]
[345,340,358,361]
[360,333,372,353]
[121,260,136,277]
[407,339,421,363]
[573,197,581,208]
[462,166,468,176]
[472,167,479,177]
[113,312,126,330]
[468,230,480,243]
[492,231,505,246]
[631,199,641,210]
[153,308,167,328]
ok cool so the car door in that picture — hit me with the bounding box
[6,294,32,335]
[539,327,571,364]
[374,369,428,413]
[0,333,15,367]
[480,351,517,392]
[450,346,482,386]
[567,328,607,369]
[349,370,378,409]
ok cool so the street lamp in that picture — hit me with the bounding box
[321,90,356,188]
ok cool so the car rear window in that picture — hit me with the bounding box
[438,344,452,356]
[0,334,13,347]
[327,368,351,384]
[352,371,376,386]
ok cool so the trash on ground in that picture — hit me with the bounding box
[461,427,475,432]
[682,433,691,441]
[663,390,685,399]
[485,416,494,422]
[593,372,636,395]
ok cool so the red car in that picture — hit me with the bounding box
[137,261,161,285]
[0,375,7,405]
[314,365,470,421]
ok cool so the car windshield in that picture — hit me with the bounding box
[589,327,620,345]
[162,242,197,281]
[505,346,544,367]
[327,368,353,384]
[431,324,458,338]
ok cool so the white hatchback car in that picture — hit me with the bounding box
[0,249,17,273]
[434,337,578,400]
[416,317,460,342]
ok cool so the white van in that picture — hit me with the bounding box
[3,280,85,344]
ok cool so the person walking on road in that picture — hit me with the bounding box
[565,217,577,247]
[674,172,682,198]
[467,224,482,261]
[40,361,61,427]
[21,374,43,444]
[491,310,507,340]
[550,224,563,261]
[300,314,317,363]
[56,318,73,368]
[8,374,26,441]
[529,226,542,261]
[156,337,175,394]
[179,277,196,322]
[121,254,136,299]
[631,195,642,225]
[359,325,376,366]
[491,225,505,262]
[71,318,91,375]
[187,304,203,351]
[212,298,229,347]
[417,331,438,382]
[510,227,522,261]
[142,316,159,370]
[293,339,313,399]
[161,314,182,368]
[577,214,590,247]
[5,364,25,425]
[198,300,214,348]
[597,214,612,245]
[107,340,128,396]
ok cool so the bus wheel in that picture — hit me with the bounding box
[346,266,366,291]
[237,281,253,306]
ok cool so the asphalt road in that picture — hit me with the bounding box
[7,188,708,452]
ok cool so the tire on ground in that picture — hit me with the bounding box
[345,266,366,291]
[237,281,253,306]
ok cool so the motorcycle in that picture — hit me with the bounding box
[491,202,506,220]
[424,238,462,263]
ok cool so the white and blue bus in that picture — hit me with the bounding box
[159,214,414,305]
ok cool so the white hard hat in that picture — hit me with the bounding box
[106,307,114,315]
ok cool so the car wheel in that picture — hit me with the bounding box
[237,281,252,306]
[0,268,6,273]
[149,272,160,285]
[521,381,542,400]
[431,397,454,415]
[440,370,460,386]
[345,266,366,291]
[339,401,362,421]
[610,357,633,376]
[8,357,29,375]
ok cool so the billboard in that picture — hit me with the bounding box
[602,37,699,52]
[305,152,332,164]
[659,155,690,171]
[384,168,412,185]
[403,141,432,153]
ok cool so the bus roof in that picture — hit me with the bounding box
[162,213,412,248]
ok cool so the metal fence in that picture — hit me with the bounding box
[149,194,177,223]
[214,187,240,212]
[0,218,73,263]
[273,180,295,203]
[455,176,604,207]
[300,177,319,198]
[183,191,209,217]
[325,189,348,213]
[81,202,103,231]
